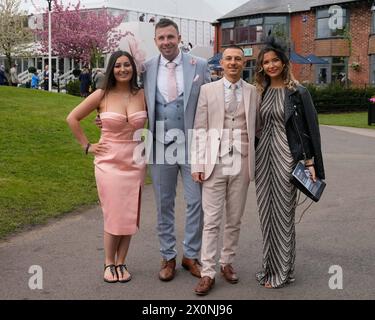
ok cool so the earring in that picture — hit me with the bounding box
[258,67,264,73]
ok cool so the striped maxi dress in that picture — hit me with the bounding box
[255,87,297,288]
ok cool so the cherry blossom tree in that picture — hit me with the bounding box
[34,0,130,66]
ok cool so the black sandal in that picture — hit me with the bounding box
[103,264,118,283]
[116,264,132,283]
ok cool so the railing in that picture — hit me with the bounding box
[17,69,76,92]
[18,70,30,84]
[57,69,76,93]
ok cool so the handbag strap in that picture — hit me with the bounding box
[294,191,314,224]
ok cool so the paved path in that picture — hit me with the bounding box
[325,125,375,138]
[0,126,374,300]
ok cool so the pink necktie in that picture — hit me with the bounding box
[166,62,178,102]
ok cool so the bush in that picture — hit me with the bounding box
[72,69,81,78]
[66,79,81,96]
[28,66,37,73]
[305,84,375,113]
[19,81,30,88]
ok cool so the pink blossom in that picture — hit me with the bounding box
[190,58,197,65]
[33,0,127,65]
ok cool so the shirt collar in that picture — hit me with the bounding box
[160,50,182,67]
[223,77,242,89]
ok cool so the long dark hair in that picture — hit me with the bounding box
[255,36,298,93]
[102,50,140,95]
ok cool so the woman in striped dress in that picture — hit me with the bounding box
[254,37,325,288]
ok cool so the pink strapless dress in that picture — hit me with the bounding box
[94,111,147,235]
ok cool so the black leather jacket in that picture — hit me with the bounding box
[284,85,325,179]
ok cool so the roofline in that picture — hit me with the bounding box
[217,0,362,21]
[217,12,292,22]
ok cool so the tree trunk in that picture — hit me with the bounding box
[6,52,12,71]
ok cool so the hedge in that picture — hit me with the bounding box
[66,79,81,96]
[305,84,375,113]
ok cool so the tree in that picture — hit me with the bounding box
[34,0,129,66]
[0,0,33,69]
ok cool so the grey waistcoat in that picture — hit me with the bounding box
[155,89,185,144]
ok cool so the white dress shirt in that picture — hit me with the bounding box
[223,77,243,104]
[157,50,184,102]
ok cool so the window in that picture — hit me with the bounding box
[222,21,235,29]
[315,57,347,84]
[249,17,263,43]
[372,10,375,34]
[222,21,235,45]
[264,16,288,39]
[222,15,287,46]
[316,8,348,38]
[331,57,347,84]
[243,60,256,83]
[236,19,249,44]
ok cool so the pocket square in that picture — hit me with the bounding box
[193,74,200,82]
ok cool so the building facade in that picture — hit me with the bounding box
[0,1,216,78]
[214,0,375,87]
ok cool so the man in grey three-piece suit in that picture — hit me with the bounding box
[143,18,210,281]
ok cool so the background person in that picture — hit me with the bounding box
[79,67,92,97]
[31,71,39,89]
[0,65,8,86]
[43,65,50,90]
[93,69,105,91]
[10,64,19,87]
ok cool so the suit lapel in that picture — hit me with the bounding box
[147,56,159,117]
[214,78,225,130]
[182,53,196,110]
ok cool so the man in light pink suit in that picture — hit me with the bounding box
[191,45,261,296]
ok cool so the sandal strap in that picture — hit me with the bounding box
[104,264,117,277]
[116,264,128,276]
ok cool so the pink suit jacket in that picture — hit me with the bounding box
[191,78,261,181]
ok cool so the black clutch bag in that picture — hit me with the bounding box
[291,162,326,202]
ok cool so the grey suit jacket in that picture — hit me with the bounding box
[143,52,211,138]
[191,78,261,181]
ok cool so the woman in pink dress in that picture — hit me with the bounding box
[67,51,147,283]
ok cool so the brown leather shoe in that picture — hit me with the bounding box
[159,258,176,281]
[181,256,201,278]
[195,276,215,296]
[220,264,239,284]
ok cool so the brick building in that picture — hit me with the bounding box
[213,0,375,87]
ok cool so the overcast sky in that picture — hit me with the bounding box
[205,0,248,14]
[21,0,249,15]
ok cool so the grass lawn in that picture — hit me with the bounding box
[0,87,103,238]
[318,112,375,129]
